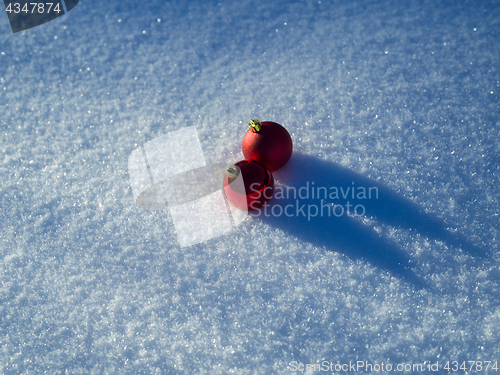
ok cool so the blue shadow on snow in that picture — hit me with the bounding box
[254,152,488,289]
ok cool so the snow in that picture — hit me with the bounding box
[1,0,499,373]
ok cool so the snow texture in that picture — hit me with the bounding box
[1,0,500,373]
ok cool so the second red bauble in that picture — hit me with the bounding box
[242,119,293,172]
[223,159,274,211]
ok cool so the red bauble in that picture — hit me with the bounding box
[223,159,274,211]
[242,119,293,172]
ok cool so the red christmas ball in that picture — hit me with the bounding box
[223,159,274,211]
[242,119,293,172]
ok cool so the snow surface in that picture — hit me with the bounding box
[1,0,500,373]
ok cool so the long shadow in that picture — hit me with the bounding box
[254,153,488,288]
